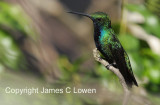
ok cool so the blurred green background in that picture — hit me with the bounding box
[0,0,160,105]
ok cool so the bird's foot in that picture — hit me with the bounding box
[106,64,112,69]
[106,62,117,69]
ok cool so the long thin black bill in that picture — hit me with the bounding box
[67,11,92,19]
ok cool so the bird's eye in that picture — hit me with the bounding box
[97,18,102,21]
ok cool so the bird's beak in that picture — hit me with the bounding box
[67,11,92,20]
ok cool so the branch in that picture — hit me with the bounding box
[93,48,130,105]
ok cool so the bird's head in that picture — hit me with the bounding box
[68,11,111,28]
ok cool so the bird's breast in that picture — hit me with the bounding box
[94,29,112,56]
[99,29,111,45]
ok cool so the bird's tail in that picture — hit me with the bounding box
[112,51,138,88]
[117,61,138,88]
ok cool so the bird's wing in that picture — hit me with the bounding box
[109,35,138,87]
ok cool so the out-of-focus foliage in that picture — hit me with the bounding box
[0,31,24,70]
[146,0,160,17]
[126,4,160,38]
[58,55,88,83]
[0,2,36,38]
[0,2,35,70]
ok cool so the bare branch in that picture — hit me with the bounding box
[93,48,130,105]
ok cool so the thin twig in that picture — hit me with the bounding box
[93,48,130,105]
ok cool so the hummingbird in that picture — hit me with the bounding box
[68,11,138,87]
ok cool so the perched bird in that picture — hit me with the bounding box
[68,11,138,88]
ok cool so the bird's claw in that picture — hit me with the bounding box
[106,63,115,69]
[106,64,111,69]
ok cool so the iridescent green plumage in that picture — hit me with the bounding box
[68,11,138,87]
